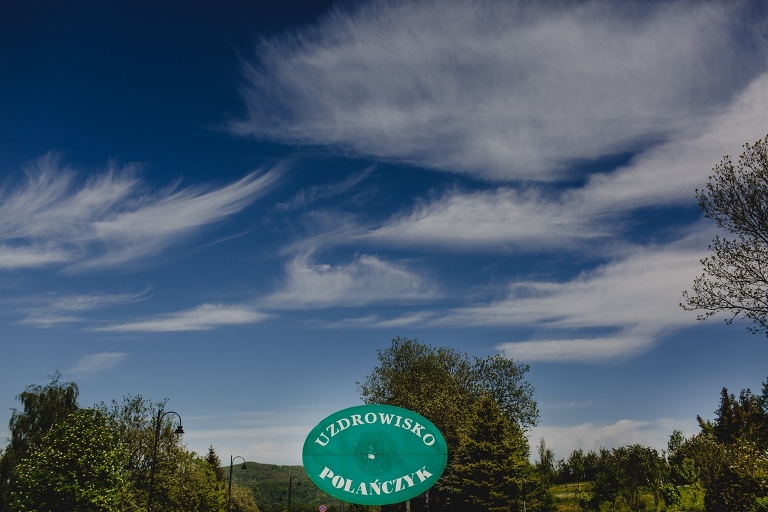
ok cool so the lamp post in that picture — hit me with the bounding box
[228,455,247,512]
[288,474,300,512]
[147,408,184,512]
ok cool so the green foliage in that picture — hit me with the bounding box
[682,133,768,334]
[588,445,665,511]
[703,439,768,512]
[675,378,768,511]
[207,445,226,483]
[359,337,539,436]
[229,482,261,512]
[708,387,768,447]
[660,483,682,507]
[441,395,530,511]
[9,408,123,512]
[536,438,556,485]
[358,337,545,511]
[228,462,336,512]
[96,394,229,511]
[170,452,228,511]
[0,371,79,509]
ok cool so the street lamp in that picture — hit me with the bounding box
[288,474,300,512]
[228,455,248,512]
[147,408,184,512]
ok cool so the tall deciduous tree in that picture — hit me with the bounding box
[9,408,124,512]
[98,394,227,511]
[358,337,539,435]
[229,483,261,512]
[566,448,586,490]
[682,134,768,334]
[590,445,665,512]
[0,371,79,509]
[358,337,540,511]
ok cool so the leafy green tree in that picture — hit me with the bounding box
[682,133,768,334]
[170,452,228,511]
[98,394,164,508]
[536,438,556,485]
[705,440,768,512]
[359,337,540,511]
[98,394,226,511]
[589,445,664,512]
[616,445,663,511]
[691,379,768,510]
[9,408,124,512]
[229,482,261,512]
[668,431,700,486]
[0,371,79,509]
[589,448,621,509]
[358,337,538,438]
[566,448,586,490]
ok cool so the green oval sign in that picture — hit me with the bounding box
[302,404,448,505]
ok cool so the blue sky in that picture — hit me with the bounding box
[2,0,768,465]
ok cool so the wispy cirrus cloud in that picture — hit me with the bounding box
[42,290,149,312]
[0,154,283,272]
[94,303,269,332]
[233,0,765,180]
[336,232,710,362]
[264,251,437,309]
[277,166,376,211]
[69,352,126,375]
[365,72,768,252]
[446,242,703,330]
[15,290,150,328]
[498,331,656,364]
[366,186,607,252]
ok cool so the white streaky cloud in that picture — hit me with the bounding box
[277,166,375,211]
[232,0,765,180]
[0,154,283,271]
[497,332,655,363]
[320,311,441,329]
[19,313,82,328]
[576,72,768,213]
[528,417,699,461]
[43,290,150,311]
[69,352,126,375]
[444,241,705,331]
[265,252,437,308]
[79,168,283,271]
[0,245,72,269]
[94,304,270,332]
[366,73,768,252]
[11,290,150,328]
[367,187,607,250]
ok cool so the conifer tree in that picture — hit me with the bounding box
[441,395,552,512]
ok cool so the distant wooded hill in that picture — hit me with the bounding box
[228,462,348,512]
